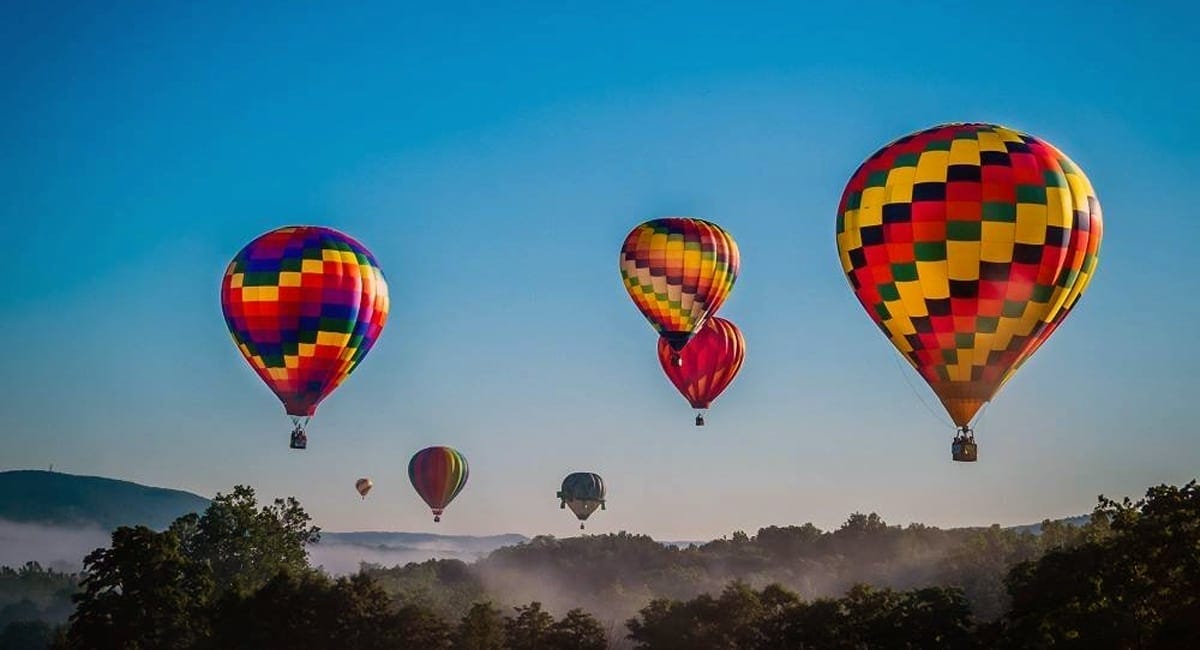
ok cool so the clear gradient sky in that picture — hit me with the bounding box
[2,2,1198,540]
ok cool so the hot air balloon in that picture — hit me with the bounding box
[835,123,1102,461]
[355,478,373,499]
[557,472,605,530]
[619,218,740,365]
[658,317,745,426]
[408,446,469,522]
[221,226,390,449]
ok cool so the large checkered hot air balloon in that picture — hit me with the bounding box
[835,123,1102,462]
[619,218,740,365]
[221,226,389,449]
[658,317,745,426]
[409,446,469,523]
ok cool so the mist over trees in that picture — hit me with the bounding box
[0,480,1196,648]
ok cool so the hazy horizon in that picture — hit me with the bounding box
[2,2,1198,540]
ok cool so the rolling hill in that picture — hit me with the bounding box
[0,469,528,571]
[0,470,211,530]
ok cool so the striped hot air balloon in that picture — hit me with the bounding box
[619,218,739,364]
[221,226,389,449]
[835,123,1102,461]
[408,446,469,522]
[658,316,745,426]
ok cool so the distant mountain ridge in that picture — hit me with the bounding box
[0,468,1087,542]
[0,470,211,530]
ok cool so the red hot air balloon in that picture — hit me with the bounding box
[658,317,745,425]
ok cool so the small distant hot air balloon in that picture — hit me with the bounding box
[619,218,740,365]
[221,226,390,449]
[557,472,605,530]
[355,478,373,500]
[408,446,469,522]
[835,123,1102,461]
[658,317,745,426]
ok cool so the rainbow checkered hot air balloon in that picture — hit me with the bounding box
[657,316,745,426]
[619,218,740,364]
[221,226,389,448]
[835,123,1102,461]
[408,446,469,523]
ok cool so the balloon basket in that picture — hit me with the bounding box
[951,440,978,462]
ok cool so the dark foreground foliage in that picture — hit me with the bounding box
[0,479,1195,648]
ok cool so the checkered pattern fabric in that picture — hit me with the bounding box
[835,124,1102,426]
[619,218,740,349]
[221,226,390,417]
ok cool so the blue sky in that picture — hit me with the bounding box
[2,1,1197,539]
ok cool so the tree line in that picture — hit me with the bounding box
[1,480,1197,648]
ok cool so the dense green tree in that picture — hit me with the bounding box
[629,582,976,649]
[361,559,487,621]
[454,602,506,650]
[547,608,607,650]
[66,526,211,649]
[173,485,319,597]
[503,602,555,650]
[0,620,56,650]
[211,571,451,649]
[627,582,768,649]
[0,563,77,625]
[1004,481,1200,648]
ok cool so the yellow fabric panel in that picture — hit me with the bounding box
[858,187,886,225]
[981,222,1016,262]
[946,241,981,280]
[316,331,350,346]
[1066,173,1094,211]
[885,167,916,203]
[1015,204,1048,244]
[885,306,917,336]
[976,131,1007,152]
[970,333,996,366]
[914,151,950,182]
[916,261,950,299]
[897,281,930,317]
[948,139,981,165]
[888,328,914,353]
[1044,186,1072,227]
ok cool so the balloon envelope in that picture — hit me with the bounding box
[835,123,1102,426]
[619,218,740,351]
[221,226,390,417]
[355,478,373,498]
[658,317,745,410]
[408,446,469,521]
[557,472,605,522]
